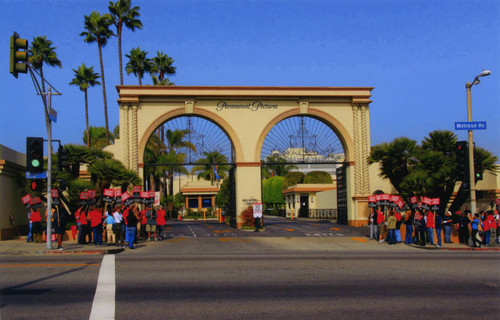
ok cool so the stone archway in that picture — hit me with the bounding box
[106,86,373,227]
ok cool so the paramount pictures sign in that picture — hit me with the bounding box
[216,101,278,112]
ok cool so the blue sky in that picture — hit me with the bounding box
[1,0,499,160]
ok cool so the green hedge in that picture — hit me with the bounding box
[304,171,333,184]
[282,172,305,189]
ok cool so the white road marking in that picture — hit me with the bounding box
[187,225,197,237]
[89,254,115,320]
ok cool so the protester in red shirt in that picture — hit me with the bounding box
[30,208,43,243]
[89,206,103,245]
[156,206,166,240]
[376,209,386,243]
[426,211,435,245]
[77,207,90,244]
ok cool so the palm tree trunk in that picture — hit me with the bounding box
[118,23,123,86]
[138,71,142,86]
[98,42,110,144]
[84,89,90,148]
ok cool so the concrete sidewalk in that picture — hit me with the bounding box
[0,237,125,256]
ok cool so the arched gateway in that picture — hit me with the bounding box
[106,86,373,227]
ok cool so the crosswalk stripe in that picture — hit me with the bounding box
[89,254,115,320]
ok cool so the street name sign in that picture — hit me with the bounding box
[26,171,47,179]
[454,121,487,130]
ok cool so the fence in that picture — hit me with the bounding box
[307,209,338,221]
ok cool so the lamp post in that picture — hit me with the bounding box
[465,70,491,214]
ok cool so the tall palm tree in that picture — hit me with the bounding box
[108,0,143,85]
[125,46,154,85]
[69,63,101,148]
[80,11,115,144]
[152,51,176,83]
[28,36,62,96]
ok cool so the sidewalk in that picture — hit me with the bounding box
[0,237,124,256]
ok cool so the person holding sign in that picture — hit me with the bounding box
[30,208,43,243]
[426,210,435,246]
[53,205,68,250]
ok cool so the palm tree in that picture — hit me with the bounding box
[28,36,62,97]
[191,151,229,185]
[165,129,196,198]
[108,0,143,85]
[262,154,297,178]
[125,46,155,85]
[69,63,101,148]
[152,51,176,84]
[80,11,115,144]
[83,126,115,150]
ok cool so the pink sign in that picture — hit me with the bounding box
[103,189,114,197]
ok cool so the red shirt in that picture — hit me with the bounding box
[156,208,166,226]
[122,207,130,225]
[376,211,385,224]
[89,209,102,227]
[140,209,147,224]
[426,212,435,228]
[31,210,42,222]
[79,211,88,225]
[395,212,401,221]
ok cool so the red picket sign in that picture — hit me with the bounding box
[80,191,89,200]
[115,189,122,198]
[88,189,96,199]
[103,189,114,197]
[22,194,32,205]
[132,185,142,193]
[51,189,59,198]
[368,196,376,203]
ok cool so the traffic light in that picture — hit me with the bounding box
[10,32,29,78]
[474,159,483,183]
[30,179,44,192]
[57,145,69,170]
[26,137,44,173]
[455,141,469,181]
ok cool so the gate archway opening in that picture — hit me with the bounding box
[260,115,347,224]
[142,115,236,222]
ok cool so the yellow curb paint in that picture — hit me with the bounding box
[214,230,232,233]
[284,228,295,232]
[330,228,341,231]
[351,237,369,243]
[165,238,188,242]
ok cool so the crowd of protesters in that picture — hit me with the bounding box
[74,203,167,249]
[26,202,168,250]
[369,207,500,248]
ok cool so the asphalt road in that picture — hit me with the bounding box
[1,219,499,320]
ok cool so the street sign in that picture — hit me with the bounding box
[26,171,47,179]
[49,107,57,123]
[454,121,486,130]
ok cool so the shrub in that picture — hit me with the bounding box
[304,171,333,184]
[240,206,255,227]
[283,172,305,189]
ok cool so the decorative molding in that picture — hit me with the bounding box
[299,101,309,114]
[185,100,194,114]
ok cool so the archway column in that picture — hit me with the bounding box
[351,103,371,226]
[234,162,262,228]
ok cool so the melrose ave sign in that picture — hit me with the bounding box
[216,101,278,112]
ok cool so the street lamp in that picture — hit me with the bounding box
[465,69,491,214]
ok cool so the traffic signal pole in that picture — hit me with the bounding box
[466,83,476,214]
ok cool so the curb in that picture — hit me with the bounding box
[35,248,125,255]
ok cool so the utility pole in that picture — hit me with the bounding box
[40,87,61,249]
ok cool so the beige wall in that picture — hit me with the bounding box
[0,145,28,240]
